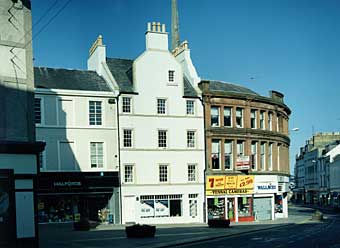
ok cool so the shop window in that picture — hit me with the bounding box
[211,106,220,127]
[122,97,132,113]
[211,139,221,170]
[207,197,225,220]
[89,101,102,125]
[140,195,182,218]
[236,108,243,128]
[186,100,195,115]
[223,107,232,127]
[250,109,256,129]
[238,197,253,217]
[275,195,283,213]
[224,140,233,170]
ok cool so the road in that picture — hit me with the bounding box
[39,205,340,248]
[176,208,340,248]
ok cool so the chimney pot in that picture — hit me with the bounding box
[157,22,161,32]
[147,22,151,32]
[152,22,156,32]
[162,24,166,32]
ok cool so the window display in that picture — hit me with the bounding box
[140,195,182,218]
[275,195,283,213]
[208,197,225,220]
[238,197,253,217]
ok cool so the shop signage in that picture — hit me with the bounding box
[236,155,251,170]
[206,175,254,195]
[254,182,278,193]
[53,181,82,187]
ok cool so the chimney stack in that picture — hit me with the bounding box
[145,21,168,51]
[87,34,106,75]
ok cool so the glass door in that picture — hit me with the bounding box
[227,198,235,221]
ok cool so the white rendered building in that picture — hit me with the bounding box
[34,68,121,224]
[88,22,205,224]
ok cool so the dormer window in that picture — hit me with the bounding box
[168,70,175,82]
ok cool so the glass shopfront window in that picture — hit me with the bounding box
[207,197,225,220]
[275,195,283,213]
[140,195,182,218]
[238,197,253,217]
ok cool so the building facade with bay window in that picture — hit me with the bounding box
[199,80,291,222]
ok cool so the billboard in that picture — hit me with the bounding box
[206,175,254,195]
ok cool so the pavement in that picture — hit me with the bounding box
[39,205,335,248]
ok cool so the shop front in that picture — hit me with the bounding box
[206,175,255,222]
[37,172,119,224]
[254,175,277,220]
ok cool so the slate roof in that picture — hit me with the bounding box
[207,80,259,96]
[34,67,111,92]
[106,58,134,93]
[106,57,198,97]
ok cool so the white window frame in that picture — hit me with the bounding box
[236,108,244,128]
[260,111,265,130]
[89,100,102,126]
[250,109,256,129]
[251,141,258,171]
[211,106,220,127]
[224,140,233,170]
[268,143,273,171]
[122,96,132,114]
[158,129,168,148]
[187,130,196,148]
[159,164,169,183]
[90,142,104,168]
[123,129,133,148]
[237,140,244,156]
[168,70,175,82]
[211,139,221,170]
[124,164,135,183]
[268,112,273,131]
[189,194,198,217]
[157,98,167,115]
[260,142,266,171]
[186,100,195,115]
[34,97,44,125]
[187,164,197,182]
[223,107,232,127]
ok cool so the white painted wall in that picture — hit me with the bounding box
[330,156,340,191]
[35,89,119,172]
[119,23,205,224]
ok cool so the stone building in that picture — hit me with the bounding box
[0,0,44,246]
[199,80,291,222]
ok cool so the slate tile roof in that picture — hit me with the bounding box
[34,67,111,92]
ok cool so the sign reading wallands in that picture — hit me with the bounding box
[206,175,254,195]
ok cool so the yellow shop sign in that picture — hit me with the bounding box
[206,175,254,195]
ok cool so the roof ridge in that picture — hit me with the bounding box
[34,66,96,73]
[106,57,133,62]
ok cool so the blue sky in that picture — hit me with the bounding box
[31,0,340,174]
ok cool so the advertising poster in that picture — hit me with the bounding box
[140,200,155,218]
[206,175,254,195]
[155,200,169,217]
